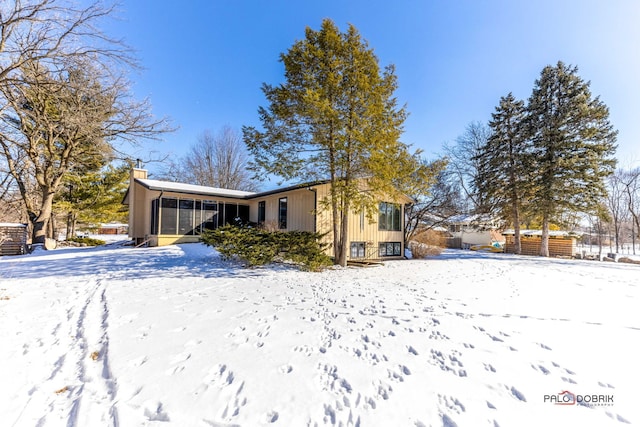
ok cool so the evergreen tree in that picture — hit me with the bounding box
[474,93,529,254]
[526,62,617,256]
[55,163,130,237]
[243,19,429,266]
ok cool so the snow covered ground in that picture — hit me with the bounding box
[1,242,638,427]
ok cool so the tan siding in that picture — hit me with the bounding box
[251,188,316,231]
[314,183,406,260]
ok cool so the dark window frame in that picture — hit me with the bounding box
[350,241,366,259]
[258,201,266,225]
[378,202,402,231]
[379,241,402,257]
[278,197,287,229]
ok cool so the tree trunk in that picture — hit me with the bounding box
[337,208,349,267]
[540,214,550,257]
[512,202,521,255]
[31,192,56,245]
[331,190,341,265]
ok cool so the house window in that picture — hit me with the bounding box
[379,242,402,257]
[178,199,195,235]
[150,199,159,235]
[238,205,250,225]
[194,201,202,234]
[224,203,238,226]
[217,202,225,227]
[378,202,401,231]
[202,201,217,231]
[160,198,178,234]
[258,201,266,225]
[279,197,287,229]
[350,242,366,258]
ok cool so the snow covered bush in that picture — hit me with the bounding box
[200,225,331,271]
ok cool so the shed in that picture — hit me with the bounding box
[502,229,581,257]
[97,222,129,235]
[0,223,29,256]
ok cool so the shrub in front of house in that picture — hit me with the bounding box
[200,225,331,271]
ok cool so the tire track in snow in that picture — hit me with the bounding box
[68,278,119,426]
[31,279,119,427]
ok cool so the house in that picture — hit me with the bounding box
[123,168,411,261]
[502,229,582,257]
[445,214,504,249]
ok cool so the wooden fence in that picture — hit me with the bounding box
[504,235,576,257]
[0,224,28,256]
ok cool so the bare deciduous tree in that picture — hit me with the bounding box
[622,167,640,252]
[163,126,258,192]
[606,170,629,253]
[0,1,171,244]
[442,121,492,213]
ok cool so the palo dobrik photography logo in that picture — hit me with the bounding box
[545,390,576,405]
[544,390,614,407]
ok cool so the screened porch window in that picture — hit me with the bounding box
[160,198,178,234]
[178,199,195,235]
[202,201,217,231]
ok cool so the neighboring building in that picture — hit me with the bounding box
[97,222,129,235]
[123,168,412,261]
[445,214,504,249]
[502,229,582,257]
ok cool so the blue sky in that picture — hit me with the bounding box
[105,0,640,181]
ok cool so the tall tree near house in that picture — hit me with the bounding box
[474,93,529,254]
[0,1,171,244]
[443,121,492,213]
[243,19,428,266]
[0,58,169,244]
[161,126,258,192]
[526,61,617,257]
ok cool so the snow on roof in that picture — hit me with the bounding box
[502,229,583,237]
[137,179,256,198]
[447,214,498,224]
[0,223,27,227]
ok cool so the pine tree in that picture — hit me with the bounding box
[243,19,428,266]
[474,93,529,254]
[55,164,129,237]
[526,62,617,256]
